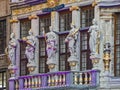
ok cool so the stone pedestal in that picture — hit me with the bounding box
[90,54,100,69]
[8,64,17,79]
[68,55,79,71]
[27,62,36,75]
[47,58,57,72]
[100,71,111,89]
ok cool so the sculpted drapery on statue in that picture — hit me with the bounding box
[44,26,57,60]
[24,29,36,64]
[8,33,17,65]
[65,23,78,56]
[88,19,100,55]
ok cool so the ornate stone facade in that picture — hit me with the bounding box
[8,0,120,90]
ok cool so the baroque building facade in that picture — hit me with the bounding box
[0,0,11,90]
[8,0,120,90]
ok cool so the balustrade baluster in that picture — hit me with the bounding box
[24,78,28,88]
[55,74,58,86]
[34,76,38,88]
[84,72,88,84]
[38,76,41,87]
[32,77,35,88]
[51,75,55,86]
[28,77,31,88]
[15,80,19,90]
[59,74,62,85]
[79,73,83,85]
[88,72,92,85]
[48,75,51,86]
[62,74,66,85]
[74,73,78,85]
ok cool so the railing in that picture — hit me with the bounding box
[9,70,100,90]
[0,54,8,68]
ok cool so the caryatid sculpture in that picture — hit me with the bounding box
[24,29,36,64]
[88,19,100,55]
[65,22,79,56]
[45,26,57,60]
[8,33,17,66]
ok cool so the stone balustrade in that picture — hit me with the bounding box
[9,70,100,90]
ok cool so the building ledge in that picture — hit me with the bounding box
[10,0,47,9]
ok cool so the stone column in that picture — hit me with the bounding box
[46,11,59,72]
[68,6,80,71]
[28,13,39,74]
[99,14,113,89]
[10,16,20,77]
[100,14,113,74]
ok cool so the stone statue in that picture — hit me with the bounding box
[8,33,17,65]
[65,23,78,56]
[24,29,36,64]
[88,19,100,55]
[45,26,57,60]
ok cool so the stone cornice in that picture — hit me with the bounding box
[10,0,47,9]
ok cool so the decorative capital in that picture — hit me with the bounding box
[92,0,97,7]
[69,6,80,11]
[28,14,38,20]
[10,17,18,23]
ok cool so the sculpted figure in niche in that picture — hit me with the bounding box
[65,23,78,56]
[88,19,100,55]
[8,33,17,65]
[45,26,57,59]
[24,29,36,63]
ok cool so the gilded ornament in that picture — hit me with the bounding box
[47,0,59,7]
[10,17,18,23]
[92,0,97,7]
[69,6,79,11]
[28,14,38,20]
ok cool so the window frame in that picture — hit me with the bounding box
[39,37,49,73]
[59,34,70,71]
[19,18,31,76]
[80,5,94,28]
[39,13,51,35]
[0,19,6,54]
[59,10,72,32]
[80,29,92,70]
[114,13,120,77]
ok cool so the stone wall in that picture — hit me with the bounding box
[0,0,10,17]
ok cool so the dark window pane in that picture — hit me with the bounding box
[59,34,70,71]
[115,13,120,77]
[39,14,51,35]
[59,11,72,31]
[39,38,49,73]
[80,30,92,70]
[81,6,94,28]
[20,19,31,76]
[39,14,51,73]
[20,19,31,38]
[20,43,29,76]
[0,20,6,54]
